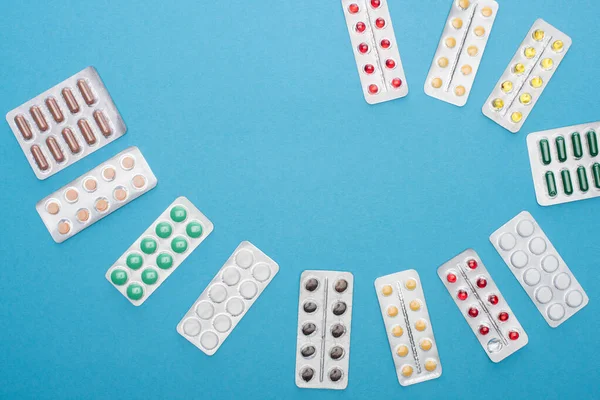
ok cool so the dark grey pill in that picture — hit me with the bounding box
[332,301,347,316]
[302,322,317,336]
[303,301,318,313]
[330,323,345,338]
[305,278,319,292]
[330,346,344,360]
[301,367,315,382]
[301,345,316,358]
[329,368,343,382]
[334,279,348,293]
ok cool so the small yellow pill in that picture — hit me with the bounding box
[511,112,523,123]
[524,47,536,59]
[409,300,421,311]
[431,77,443,89]
[501,81,513,93]
[420,339,432,351]
[415,319,427,331]
[452,18,463,29]
[467,45,478,56]
[387,306,399,317]
[438,57,449,68]
[454,86,466,97]
[514,63,526,74]
[492,98,504,111]
[391,325,404,337]
[552,40,564,52]
[533,29,545,41]
[461,65,472,75]
[520,93,532,105]
[425,360,438,372]
[458,0,470,10]
[401,365,414,377]
[474,26,485,37]
[445,37,457,48]
[530,76,543,88]
[382,285,393,296]
[396,345,409,357]
[541,58,554,70]
[405,279,417,290]
[481,6,493,17]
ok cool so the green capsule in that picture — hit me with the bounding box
[571,132,583,159]
[126,252,144,270]
[171,236,188,254]
[155,221,173,239]
[577,166,589,192]
[170,205,187,223]
[555,136,567,162]
[545,171,557,197]
[110,269,128,286]
[142,268,159,285]
[593,163,600,189]
[539,139,552,165]
[156,252,174,269]
[127,283,144,301]
[587,130,598,157]
[561,169,573,195]
[140,237,158,255]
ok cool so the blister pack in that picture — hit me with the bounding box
[374,270,442,386]
[437,249,528,362]
[177,242,279,355]
[526,122,600,206]
[36,146,157,243]
[6,67,126,179]
[295,270,354,390]
[424,0,499,106]
[342,0,408,104]
[490,211,589,327]
[106,197,213,306]
[482,19,571,133]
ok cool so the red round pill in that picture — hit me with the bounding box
[368,84,379,94]
[477,277,487,288]
[380,39,391,49]
[498,312,509,322]
[446,273,457,283]
[355,22,366,33]
[385,59,396,69]
[468,307,479,318]
[358,43,369,54]
[479,325,490,335]
[457,290,468,301]
[488,294,499,305]
[467,259,478,269]
[348,3,359,13]
[375,18,386,28]
[508,330,520,340]
[391,78,402,88]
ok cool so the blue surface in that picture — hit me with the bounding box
[0,0,598,399]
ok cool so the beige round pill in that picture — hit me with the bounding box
[121,155,135,170]
[438,57,449,68]
[76,208,90,223]
[46,201,60,215]
[58,220,71,235]
[458,0,470,10]
[431,77,443,89]
[387,305,399,317]
[405,279,417,290]
[420,338,433,351]
[396,345,409,357]
[95,198,109,212]
[391,325,403,337]
[132,175,147,189]
[382,285,393,296]
[84,178,97,192]
[65,188,78,203]
[415,319,427,331]
[461,65,472,75]
[114,187,128,201]
[425,360,438,372]
[474,26,485,37]
[409,300,421,311]
[401,365,413,377]
[452,18,463,29]
[445,37,456,48]
[455,85,466,96]
[481,6,492,17]
[103,167,116,181]
[467,45,478,56]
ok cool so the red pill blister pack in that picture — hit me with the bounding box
[342,0,409,104]
[5,66,126,180]
[437,249,528,362]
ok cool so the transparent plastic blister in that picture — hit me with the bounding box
[374,270,442,386]
[6,66,126,179]
[295,270,354,390]
[490,211,589,327]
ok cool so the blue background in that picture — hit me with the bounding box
[0,0,598,399]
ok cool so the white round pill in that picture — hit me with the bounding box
[565,290,584,308]
[523,268,541,286]
[547,303,565,321]
[195,301,215,320]
[200,331,219,350]
[516,220,535,237]
[182,318,202,336]
[498,233,517,251]
[553,273,571,290]
[535,286,553,304]
[252,263,272,282]
[235,249,254,268]
[239,280,259,300]
[226,297,245,316]
[541,255,559,273]
[510,251,529,269]
[213,314,232,333]
[222,266,241,286]
[528,237,547,255]
[209,284,228,303]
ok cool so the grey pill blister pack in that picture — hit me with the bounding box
[6,66,126,179]
[424,0,499,106]
[36,146,157,243]
[526,122,600,206]
[482,19,571,133]
[374,270,442,386]
[490,211,589,327]
[106,196,213,306]
[295,270,353,390]
[438,249,528,362]
[178,242,279,356]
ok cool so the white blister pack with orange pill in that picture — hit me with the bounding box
[295,271,354,390]
[374,270,442,386]
[342,0,408,104]
[482,19,572,133]
[424,0,499,106]
[490,211,589,327]
[438,250,528,362]
[36,146,157,243]
[177,242,279,355]
[106,197,213,306]
[6,67,126,179]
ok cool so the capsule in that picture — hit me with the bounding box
[77,119,96,145]
[45,97,65,123]
[61,88,80,114]
[61,128,81,154]
[29,106,48,132]
[555,136,567,162]
[93,110,112,137]
[539,139,552,165]
[545,171,557,197]
[577,166,589,192]
[31,145,49,171]
[46,137,65,163]
[593,163,600,189]
[561,169,573,195]
[571,132,583,159]
[14,115,33,140]
[587,130,598,157]
[77,79,96,105]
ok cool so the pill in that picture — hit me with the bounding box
[454,86,466,96]
[409,300,420,311]
[102,166,116,181]
[554,272,571,290]
[196,301,215,319]
[31,145,49,171]
[529,237,547,255]
[221,266,241,286]
[200,332,219,350]
[545,171,557,197]
[474,26,485,37]
[330,346,344,360]
[57,220,71,235]
[488,294,499,305]
[329,368,343,382]
[239,280,258,299]
[498,233,516,250]
[113,187,128,201]
[514,63,525,74]
[587,130,598,157]
[375,17,385,29]
[61,87,80,114]
[467,259,478,269]
[468,307,479,318]
[523,268,541,286]
[555,136,567,162]
[519,93,532,105]
[332,301,347,316]
[535,286,553,304]
[76,208,90,223]
[29,106,49,132]
[593,163,600,188]
[467,45,478,56]
[571,132,583,159]
[492,98,504,110]
[331,323,346,338]
[524,47,536,59]
[511,112,523,123]
[252,263,271,282]
[155,221,173,239]
[577,166,589,192]
[305,278,319,293]
[561,169,573,195]
[46,201,60,215]
[387,305,398,317]
[510,251,528,268]
[517,220,534,237]
[61,128,81,154]
[110,269,128,286]
[498,312,509,322]
[77,79,96,105]
[461,65,472,75]
[93,110,112,137]
[479,325,490,335]
[540,58,554,70]
[539,139,552,165]
[335,279,348,293]
[77,119,96,145]
[457,289,468,300]
[452,18,463,29]
[300,367,314,382]
[45,97,64,123]
[431,78,443,88]
[438,57,449,68]
[382,284,393,296]
[565,290,584,308]
[213,314,232,333]
[396,345,409,357]
[401,365,413,377]
[458,0,470,10]
[303,301,317,313]
[391,325,403,337]
[45,137,65,163]
[235,249,254,268]
[542,255,559,273]
[481,6,492,17]
[415,319,427,331]
[14,115,33,140]
[445,37,456,48]
[425,360,437,372]
[405,279,417,290]
[533,29,545,41]
[226,297,245,316]
[300,345,316,358]
[547,303,565,321]
[420,338,432,351]
[477,278,487,288]
[126,253,144,270]
[95,198,109,212]
[552,40,564,52]
[182,318,202,336]
[508,331,520,341]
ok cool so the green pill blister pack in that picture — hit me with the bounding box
[106,196,214,305]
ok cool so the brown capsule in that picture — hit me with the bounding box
[77,79,96,105]
[77,119,96,145]
[45,97,64,123]
[61,128,81,154]
[14,114,33,140]
[93,110,112,137]
[45,137,65,163]
[61,88,80,114]
[31,145,49,171]
[30,106,48,132]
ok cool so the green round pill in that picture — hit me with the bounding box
[186,221,203,239]
[126,253,144,270]
[156,252,174,270]
[127,283,144,301]
[142,268,159,285]
[110,269,128,286]
[170,205,187,223]
[171,236,188,254]
[140,237,158,255]
[155,221,173,239]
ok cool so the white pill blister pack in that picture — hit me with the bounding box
[438,249,528,362]
[374,270,442,386]
[36,146,157,243]
[106,196,213,306]
[490,211,589,327]
[482,19,571,133]
[342,0,409,104]
[295,270,354,390]
[6,66,126,179]
[526,122,600,206]
[177,242,279,355]
[424,0,499,106]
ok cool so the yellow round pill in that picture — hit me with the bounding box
[420,339,432,351]
[425,360,438,372]
[552,40,564,52]
[382,285,393,296]
[501,81,513,93]
[401,365,413,377]
[415,319,427,331]
[391,325,404,337]
[409,300,421,311]
[541,58,554,70]
[514,63,526,75]
[438,57,449,68]
[431,77,443,89]
[524,47,536,59]
[452,18,463,29]
[405,279,417,290]
[530,76,543,88]
[458,0,470,10]
[491,98,504,111]
[511,112,523,123]
[474,26,485,37]
[533,29,545,41]
[396,345,409,357]
[520,93,532,105]
[467,45,478,56]
[461,65,472,75]
[454,86,466,96]
[387,306,399,317]
[445,37,457,48]
[481,6,493,17]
